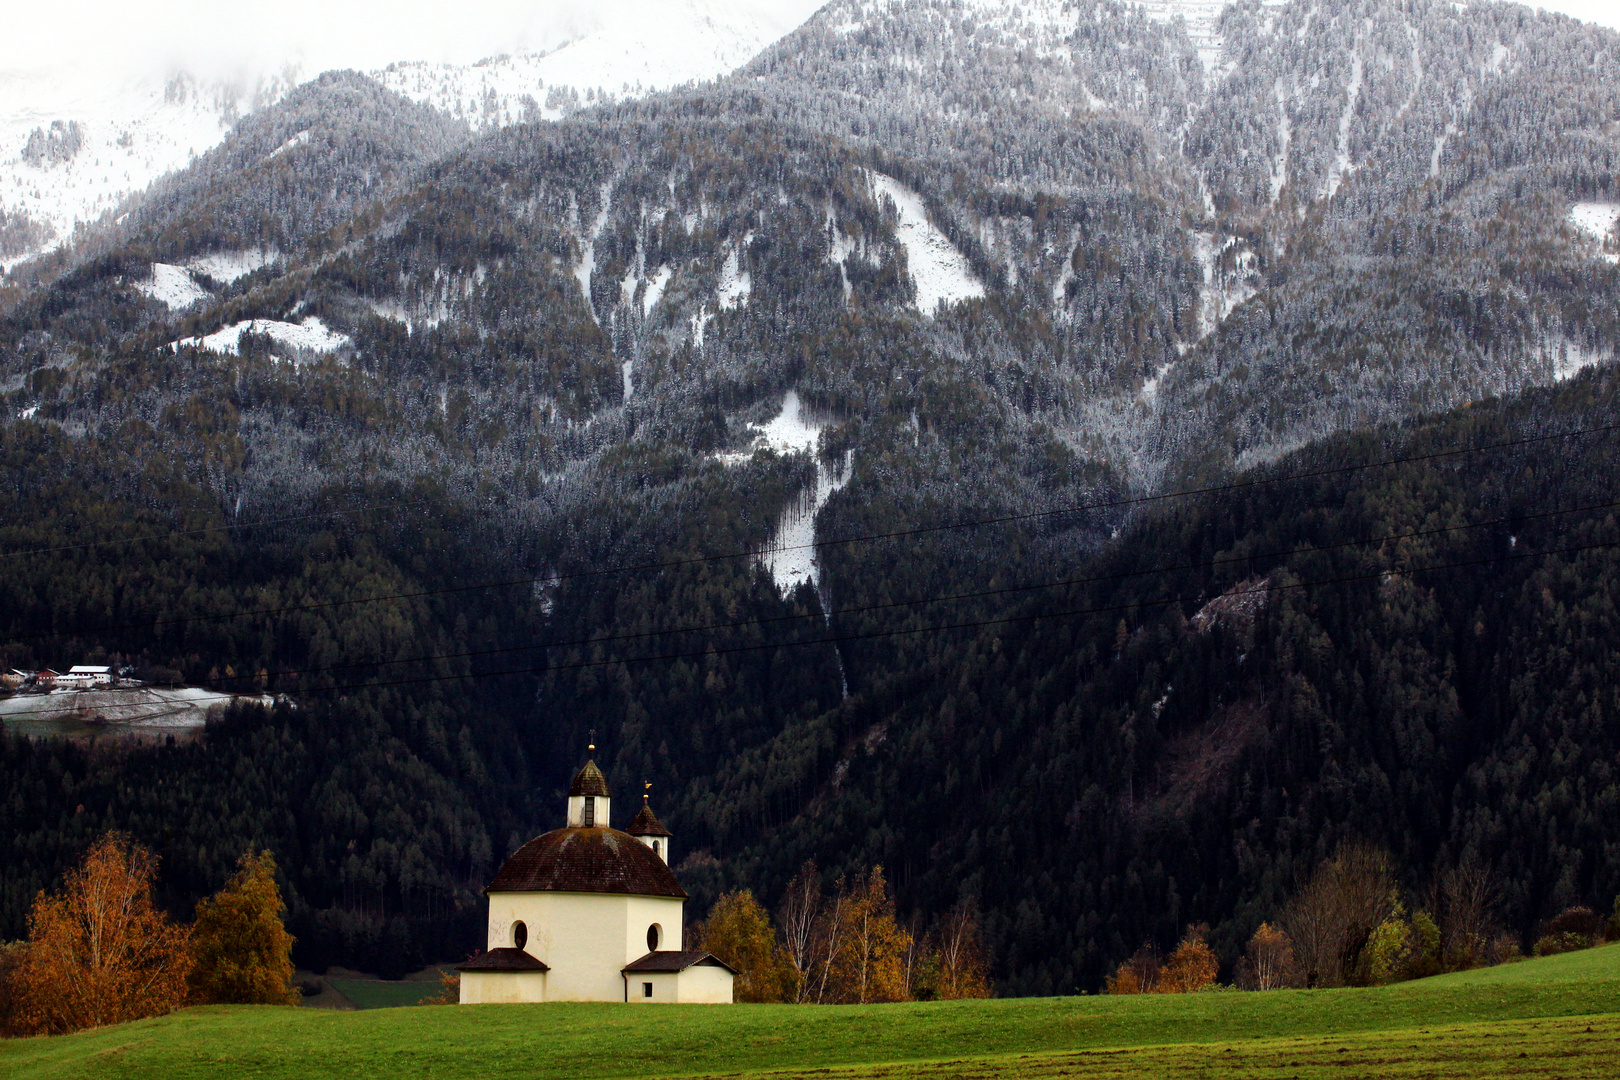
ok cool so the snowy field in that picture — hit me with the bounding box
[0,686,270,740]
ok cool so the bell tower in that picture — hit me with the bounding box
[626,782,674,864]
[566,743,611,828]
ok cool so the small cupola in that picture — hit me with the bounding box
[626,782,673,864]
[566,745,611,828]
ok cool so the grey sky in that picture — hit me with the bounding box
[1,0,1615,87]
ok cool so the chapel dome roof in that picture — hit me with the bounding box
[568,759,611,797]
[487,827,687,898]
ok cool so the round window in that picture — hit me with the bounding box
[647,923,662,951]
[513,920,528,950]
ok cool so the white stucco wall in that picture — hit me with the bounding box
[460,970,547,1004]
[567,794,611,827]
[675,963,735,1003]
[486,890,686,1002]
[627,970,680,1002]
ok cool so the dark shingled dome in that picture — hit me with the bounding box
[626,802,672,837]
[568,759,611,797]
[488,827,687,898]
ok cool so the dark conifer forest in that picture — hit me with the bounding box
[3,0,1620,992]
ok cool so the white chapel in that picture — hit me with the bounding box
[457,750,736,1004]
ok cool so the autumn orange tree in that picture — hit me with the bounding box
[1156,925,1219,993]
[187,851,300,1005]
[823,866,912,1004]
[698,889,795,1002]
[11,833,191,1035]
[1238,922,1300,990]
[1104,946,1160,994]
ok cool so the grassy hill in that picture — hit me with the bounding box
[4,945,1618,1079]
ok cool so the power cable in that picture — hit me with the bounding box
[242,534,1620,697]
[164,494,1620,685]
[0,496,432,561]
[3,421,1612,647]
[3,525,1613,717]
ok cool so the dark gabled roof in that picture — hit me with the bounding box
[456,947,549,972]
[487,827,687,898]
[621,950,737,974]
[568,759,611,797]
[626,802,672,837]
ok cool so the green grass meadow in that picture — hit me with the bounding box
[4,944,1618,1079]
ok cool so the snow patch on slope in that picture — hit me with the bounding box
[134,263,209,309]
[574,181,614,323]
[187,248,277,284]
[173,316,350,359]
[265,128,311,160]
[1568,203,1620,264]
[720,389,853,596]
[1188,232,1258,345]
[1536,335,1613,381]
[642,264,672,317]
[867,171,984,315]
[717,232,753,309]
[1322,35,1364,202]
[1270,78,1291,205]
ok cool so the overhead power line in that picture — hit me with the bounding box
[2,421,1612,648]
[169,495,1620,685]
[2,520,1614,718]
[205,535,1620,704]
[0,496,432,561]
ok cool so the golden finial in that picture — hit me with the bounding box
[588,728,596,755]
[643,781,652,803]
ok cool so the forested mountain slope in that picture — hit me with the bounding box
[1,0,1618,990]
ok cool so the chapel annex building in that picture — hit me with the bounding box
[457,751,736,1004]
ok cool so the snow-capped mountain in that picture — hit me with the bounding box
[373,0,823,130]
[0,70,293,270]
[0,0,823,271]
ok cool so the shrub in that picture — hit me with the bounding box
[0,941,26,1036]
[1532,907,1605,955]
[1157,926,1219,993]
[1105,946,1160,994]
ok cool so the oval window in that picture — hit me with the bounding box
[647,923,662,951]
[513,921,528,950]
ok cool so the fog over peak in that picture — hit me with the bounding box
[3,0,1616,96]
[1,0,825,91]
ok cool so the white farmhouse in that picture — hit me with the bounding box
[53,666,113,690]
[457,751,735,1004]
